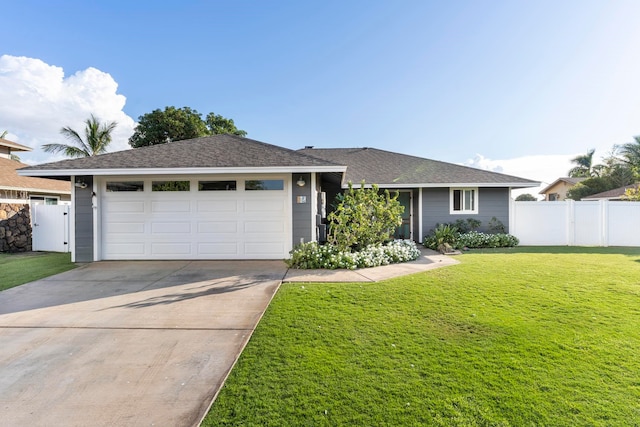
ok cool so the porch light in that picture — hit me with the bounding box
[296,176,306,187]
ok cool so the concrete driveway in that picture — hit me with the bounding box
[0,260,287,427]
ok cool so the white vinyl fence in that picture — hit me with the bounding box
[510,200,640,247]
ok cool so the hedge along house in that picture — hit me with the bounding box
[19,135,539,262]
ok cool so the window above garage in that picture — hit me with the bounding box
[199,180,237,191]
[245,179,284,190]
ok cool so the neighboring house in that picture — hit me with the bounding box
[582,183,640,201]
[539,177,586,201]
[19,135,539,262]
[0,138,71,207]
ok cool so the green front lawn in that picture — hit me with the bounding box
[0,252,76,291]
[204,247,640,426]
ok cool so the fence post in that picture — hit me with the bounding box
[566,200,574,246]
[600,200,608,247]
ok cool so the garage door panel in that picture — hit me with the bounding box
[151,242,193,255]
[244,221,284,233]
[151,222,191,234]
[198,221,238,233]
[197,200,238,212]
[104,222,146,234]
[244,199,285,213]
[106,201,145,213]
[152,200,190,213]
[104,243,146,256]
[197,243,239,255]
[244,242,285,255]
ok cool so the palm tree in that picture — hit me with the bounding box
[43,115,117,158]
[618,136,640,178]
[568,148,597,177]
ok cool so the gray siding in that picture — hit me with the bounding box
[74,176,94,262]
[421,187,510,237]
[292,173,312,246]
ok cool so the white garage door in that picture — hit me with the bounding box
[100,176,291,260]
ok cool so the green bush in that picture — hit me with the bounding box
[423,228,519,250]
[457,231,519,248]
[328,181,404,251]
[285,240,422,270]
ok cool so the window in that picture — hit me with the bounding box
[29,196,59,205]
[152,181,190,191]
[199,180,236,191]
[450,188,478,214]
[106,181,144,192]
[245,179,284,190]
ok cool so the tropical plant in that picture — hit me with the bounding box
[621,185,640,201]
[42,114,117,158]
[327,182,404,251]
[568,149,598,178]
[617,136,640,179]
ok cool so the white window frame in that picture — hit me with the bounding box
[450,187,478,214]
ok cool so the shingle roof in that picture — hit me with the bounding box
[539,177,586,194]
[299,147,538,187]
[0,156,70,194]
[582,183,640,200]
[19,135,342,172]
[0,138,32,152]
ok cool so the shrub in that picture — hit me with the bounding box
[422,224,459,252]
[457,231,519,248]
[487,217,506,233]
[285,240,422,270]
[328,181,404,251]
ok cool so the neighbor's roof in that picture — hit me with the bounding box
[0,156,71,194]
[19,135,345,177]
[539,177,586,194]
[299,147,539,188]
[582,183,640,200]
[0,138,33,152]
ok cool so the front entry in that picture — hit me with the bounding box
[394,191,412,240]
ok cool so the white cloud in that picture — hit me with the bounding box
[463,153,577,199]
[0,55,135,164]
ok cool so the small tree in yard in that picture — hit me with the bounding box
[328,181,404,251]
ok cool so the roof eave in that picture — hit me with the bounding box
[0,185,71,195]
[18,165,347,177]
[341,182,541,189]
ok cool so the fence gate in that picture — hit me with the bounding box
[32,204,70,252]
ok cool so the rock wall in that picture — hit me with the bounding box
[0,203,32,252]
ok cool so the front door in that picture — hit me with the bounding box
[394,191,412,240]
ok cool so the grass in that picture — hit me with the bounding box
[203,247,640,426]
[0,252,76,291]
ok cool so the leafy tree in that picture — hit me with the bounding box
[515,193,537,201]
[205,112,247,137]
[42,115,117,158]
[566,176,618,200]
[328,182,404,251]
[128,106,246,148]
[568,149,597,177]
[621,186,640,201]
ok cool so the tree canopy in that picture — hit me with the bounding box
[515,193,537,201]
[42,115,117,158]
[128,106,247,148]
[568,149,597,178]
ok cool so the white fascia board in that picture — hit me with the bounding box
[18,165,347,177]
[341,182,541,189]
[0,185,71,194]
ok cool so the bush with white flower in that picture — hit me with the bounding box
[285,240,422,270]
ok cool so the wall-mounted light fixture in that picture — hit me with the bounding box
[296,176,306,187]
[74,180,88,189]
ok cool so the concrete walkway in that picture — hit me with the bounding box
[0,260,287,427]
[283,248,459,283]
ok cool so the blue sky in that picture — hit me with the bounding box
[3,0,640,193]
